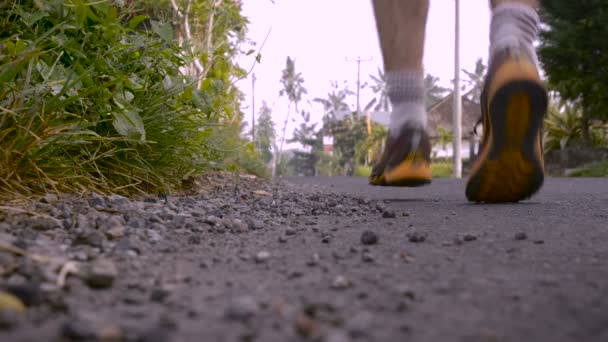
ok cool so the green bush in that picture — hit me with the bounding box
[0,1,235,196]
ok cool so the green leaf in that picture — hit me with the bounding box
[246,49,255,56]
[152,21,174,43]
[112,109,146,142]
[20,11,49,27]
[129,15,149,30]
[255,53,262,63]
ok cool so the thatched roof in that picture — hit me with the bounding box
[427,92,481,139]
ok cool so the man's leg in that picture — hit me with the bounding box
[466,0,548,203]
[369,0,432,187]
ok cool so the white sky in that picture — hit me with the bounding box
[236,0,492,149]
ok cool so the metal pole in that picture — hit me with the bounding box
[452,0,462,178]
[346,56,373,116]
[356,56,361,114]
[251,73,256,142]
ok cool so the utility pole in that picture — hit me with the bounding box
[251,73,256,142]
[452,0,462,178]
[346,56,373,115]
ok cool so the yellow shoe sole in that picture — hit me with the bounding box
[466,60,548,203]
[369,159,432,187]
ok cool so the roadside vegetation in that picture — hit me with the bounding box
[0,0,264,197]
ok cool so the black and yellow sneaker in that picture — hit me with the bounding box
[466,51,548,203]
[369,124,432,187]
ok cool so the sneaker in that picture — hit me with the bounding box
[369,124,432,186]
[466,51,548,203]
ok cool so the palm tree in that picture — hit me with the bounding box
[313,81,353,125]
[275,56,307,176]
[424,73,450,108]
[462,58,487,103]
[368,67,390,112]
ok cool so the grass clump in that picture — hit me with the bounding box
[568,161,608,177]
[0,1,247,197]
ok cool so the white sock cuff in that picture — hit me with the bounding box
[389,102,426,136]
[490,3,539,63]
[386,70,425,104]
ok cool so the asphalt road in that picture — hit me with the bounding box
[285,176,608,342]
[2,176,607,342]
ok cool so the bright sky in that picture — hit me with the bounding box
[236,0,492,149]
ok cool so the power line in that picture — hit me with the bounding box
[346,56,373,115]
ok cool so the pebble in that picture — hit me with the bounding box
[331,275,352,290]
[463,234,477,242]
[285,227,296,236]
[360,231,378,245]
[514,232,528,240]
[225,296,259,321]
[255,250,271,263]
[278,236,288,243]
[0,309,22,330]
[150,287,171,303]
[61,314,97,341]
[407,232,427,243]
[84,259,118,289]
[346,311,373,338]
[102,217,126,239]
[74,229,105,248]
[362,252,375,263]
[382,210,396,219]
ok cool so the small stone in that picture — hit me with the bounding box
[146,229,162,243]
[346,311,373,338]
[41,193,58,204]
[382,210,396,219]
[74,229,105,248]
[225,296,259,321]
[407,232,427,243]
[85,259,117,289]
[463,234,477,242]
[255,250,271,263]
[137,315,177,342]
[61,315,97,341]
[285,227,296,236]
[231,219,249,233]
[331,275,351,290]
[89,192,106,208]
[514,232,528,240]
[326,329,350,342]
[150,288,171,303]
[306,253,320,267]
[249,219,264,230]
[362,252,375,263]
[534,239,545,244]
[29,217,60,231]
[0,309,22,330]
[360,231,378,245]
[375,202,386,212]
[278,236,288,243]
[295,314,320,338]
[102,217,126,240]
[396,285,416,300]
[321,233,332,243]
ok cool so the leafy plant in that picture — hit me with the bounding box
[0,0,250,196]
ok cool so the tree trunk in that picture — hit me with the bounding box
[581,111,591,146]
[274,102,292,177]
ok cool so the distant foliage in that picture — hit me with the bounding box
[539,0,608,143]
